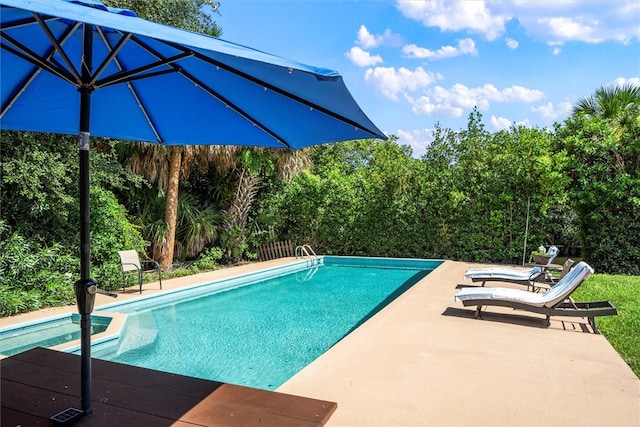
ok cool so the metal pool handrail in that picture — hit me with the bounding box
[296,244,319,266]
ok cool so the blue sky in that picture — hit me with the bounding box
[215,1,639,156]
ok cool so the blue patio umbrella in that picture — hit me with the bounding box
[0,0,386,421]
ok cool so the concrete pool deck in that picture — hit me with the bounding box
[2,258,639,426]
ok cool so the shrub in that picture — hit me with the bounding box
[0,222,77,316]
[86,187,147,290]
[190,246,223,271]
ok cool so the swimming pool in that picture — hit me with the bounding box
[0,314,112,357]
[1,256,441,389]
[92,256,440,389]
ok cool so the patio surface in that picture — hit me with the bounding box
[1,347,336,426]
[2,258,639,426]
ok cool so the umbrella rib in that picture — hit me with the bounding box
[180,69,291,148]
[0,10,59,30]
[32,13,82,85]
[0,23,80,118]
[0,35,76,85]
[119,81,163,143]
[128,35,291,148]
[94,51,192,89]
[164,40,376,137]
[90,27,132,87]
[0,58,39,119]
[95,29,164,143]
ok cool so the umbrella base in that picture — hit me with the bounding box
[50,407,85,425]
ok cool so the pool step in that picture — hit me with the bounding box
[296,265,319,282]
[117,327,158,354]
[117,312,158,355]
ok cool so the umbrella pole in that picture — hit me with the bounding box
[51,24,96,426]
[78,23,94,416]
[78,119,93,416]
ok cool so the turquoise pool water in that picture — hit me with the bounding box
[0,314,112,357]
[94,257,440,390]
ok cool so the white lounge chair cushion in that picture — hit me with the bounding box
[455,286,547,307]
[463,266,541,280]
[540,262,593,307]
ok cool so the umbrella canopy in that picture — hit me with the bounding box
[1,0,385,420]
[1,0,385,147]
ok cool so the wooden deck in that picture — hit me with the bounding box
[1,347,336,426]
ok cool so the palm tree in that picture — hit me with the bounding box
[573,82,640,139]
[123,141,311,267]
[222,148,311,263]
[221,148,310,263]
[122,143,240,268]
[270,148,311,182]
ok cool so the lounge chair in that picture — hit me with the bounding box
[532,245,559,265]
[454,261,617,332]
[463,266,545,291]
[118,250,162,294]
[462,252,572,291]
[545,258,576,285]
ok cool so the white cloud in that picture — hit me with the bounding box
[406,94,465,117]
[345,46,383,67]
[356,25,403,49]
[403,38,478,60]
[491,115,513,130]
[501,85,545,102]
[439,83,543,104]
[491,116,532,130]
[531,101,572,123]
[395,128,435,157]
[510,1,640,45]
[406,83,545,118]
[552,47,561,55]
[396,1,639,46]
[505,38,519,49]
[364,66,441,101]
[611,77,640,87]
[540,16,599,45]
[357,25,380,49]
[396,0,510,40]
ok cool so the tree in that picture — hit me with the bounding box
[105,0,223,269]
[220,148,310,263]
[104,0,222,37]
[263,110,570,264]
[1,132,79,245]
[119,143,238,267]
[560,82,640,273]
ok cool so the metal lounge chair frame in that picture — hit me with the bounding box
[117,250,162,294]
[455,262,617,332]
[543,258,576,286]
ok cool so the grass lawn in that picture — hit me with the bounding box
[572,273,640,378]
